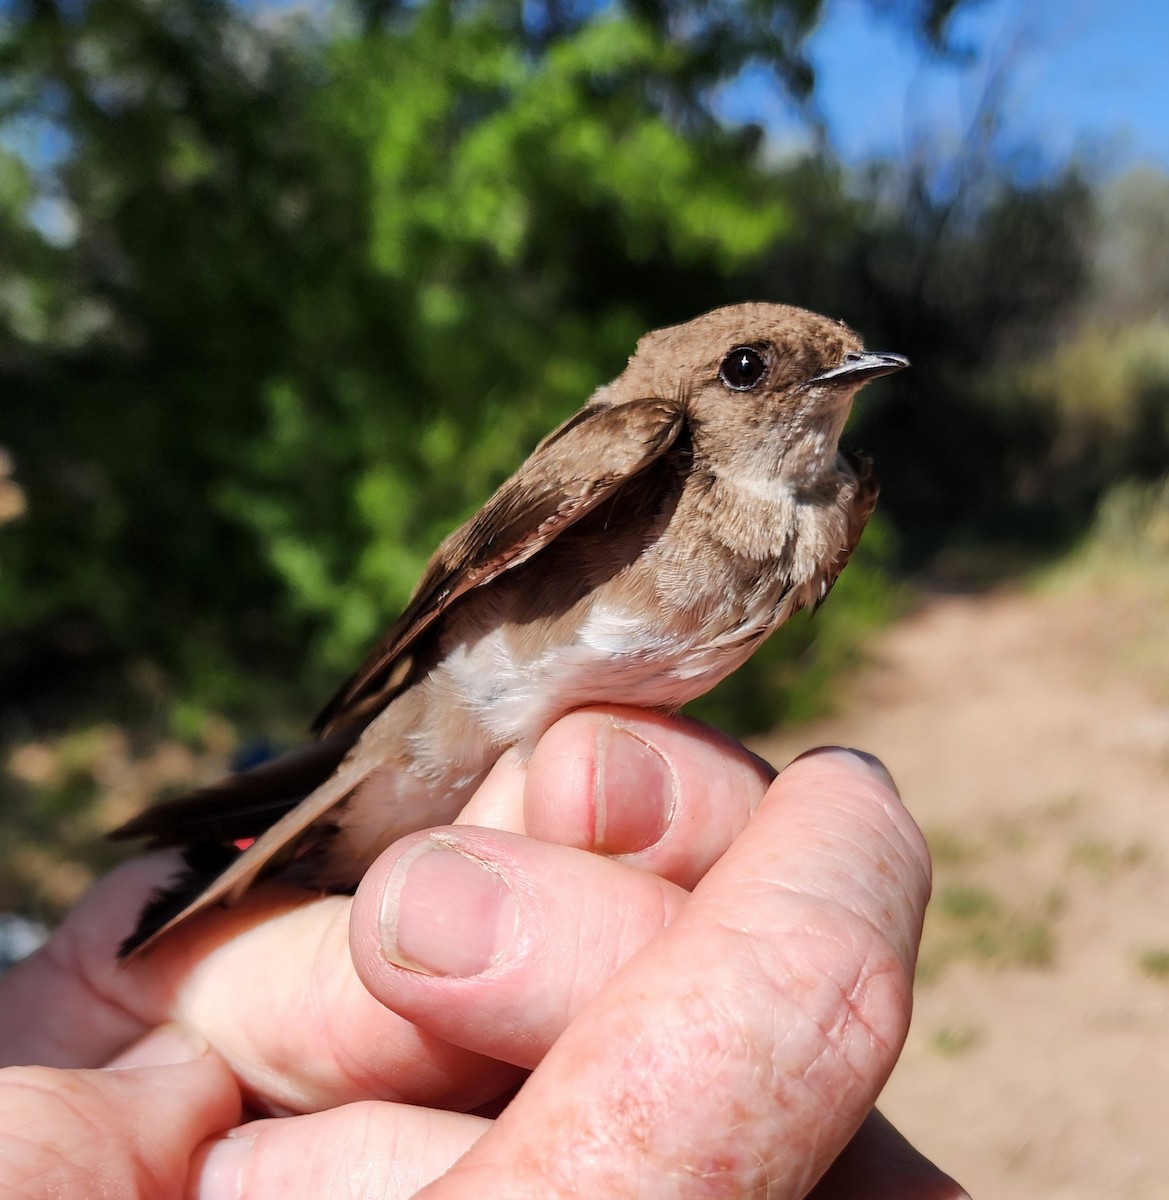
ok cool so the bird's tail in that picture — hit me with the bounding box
[111,734,354,957]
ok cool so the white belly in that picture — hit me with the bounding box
[324,601,772,881]
[434,597,777,751]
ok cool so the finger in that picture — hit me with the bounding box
[462,706,775,888]
[0,1027,240,1200]
[0,855,185,1067]
[417,748,932,1200]
[811,1109,970,1200]
[20,708,769,1102]
[125,885,521,1115]
[188,1105,967,1200]
[191,1105,487,1200]
[97,822,693,1106]
[20,854,516,1114]
[350,826,692,1066]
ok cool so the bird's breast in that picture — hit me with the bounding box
[397,460,856,777]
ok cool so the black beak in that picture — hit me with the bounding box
[811,351,910,385]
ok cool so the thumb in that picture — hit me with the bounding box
[0,1026,241,1200]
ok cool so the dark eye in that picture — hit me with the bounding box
[719,347,766,391]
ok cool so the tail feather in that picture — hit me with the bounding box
[111,735,353,848]
[118,844,239,958]
[112,732,360,958]
[115,739,381,959]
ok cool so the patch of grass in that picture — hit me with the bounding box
[1069,837,1151,881]
[930,1025,984,1058]
[1042,478,1169,607]
[937,884,1001,921]
[1,718,237,921]
[1137,947,1169,981]
[992,816,1036,855]
[1012,921,1057,968]
[924,826,982,867]
[1041,793,1085,821]
[918,884,1060,983]
[1043,888,1068,920]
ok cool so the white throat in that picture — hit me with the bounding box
[712,467,798,507]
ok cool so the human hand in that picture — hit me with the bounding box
[0,710,963,1198]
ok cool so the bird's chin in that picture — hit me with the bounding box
[789,401,855,476]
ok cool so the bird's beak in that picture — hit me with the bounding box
[811,351,909,385]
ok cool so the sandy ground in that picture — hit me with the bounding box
[755,580,1169,1198]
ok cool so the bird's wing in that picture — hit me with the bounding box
[116,398,685,958]
[312,397,686,736]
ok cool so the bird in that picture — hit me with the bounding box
[113,302,907,956]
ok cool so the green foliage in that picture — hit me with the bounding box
[0,0,1112,751]
[0,0,804,719]
[1088,476,1169,564]
[990,321,1169,528]
[235,8,795,675]
[1090,167,1169,321]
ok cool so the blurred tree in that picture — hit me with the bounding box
[1090,167,1169,322]
[989,168,1169,528]
[751,152,1094,561]
[0,0,968,726]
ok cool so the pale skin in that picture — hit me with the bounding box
[0,710,966,1199]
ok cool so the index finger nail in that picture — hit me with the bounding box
[594,723,677,853]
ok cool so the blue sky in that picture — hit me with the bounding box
[8,0,1169,181]
[734,0,1169,175]
[227,0,1169,177]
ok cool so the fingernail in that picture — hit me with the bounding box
[379,838,518,977]
[594,722,677,853]
[789,745,900,798]
[105,1023,208,1070]
[193,1132,254,1200]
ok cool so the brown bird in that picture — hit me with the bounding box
[114,302,907,956]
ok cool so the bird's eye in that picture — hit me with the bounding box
[719,347,767,391]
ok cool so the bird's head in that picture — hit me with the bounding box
[602,302,907,486]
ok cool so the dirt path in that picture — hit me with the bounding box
[754,583,1169,1199]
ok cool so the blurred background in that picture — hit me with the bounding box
[2,0,1167,1193]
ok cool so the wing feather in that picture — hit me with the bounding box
[312,398,685,736]
[119,753,377,957]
